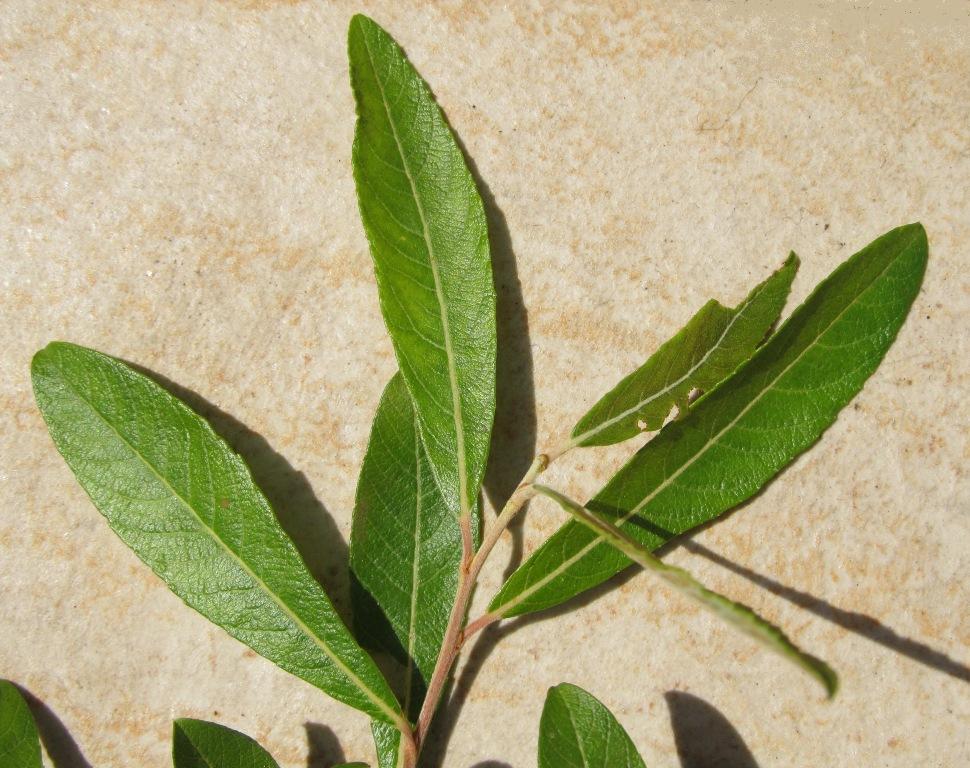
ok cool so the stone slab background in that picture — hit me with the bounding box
[1,1,968,766]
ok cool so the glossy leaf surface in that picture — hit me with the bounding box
[32,342,404,729]
[0,681,42,768]
[371,721,400,768]
[534,486,837,696]
[491,224,928,617]
[350,14,496,519]
[351,374,462,719]
[539,683,646,768]
[172,719,279,768]
[571,254,798,447]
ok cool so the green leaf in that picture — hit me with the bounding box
[0,681,43,768]
[172,719,280,768]
[534,486,837,697]
[491,224,928,618]
[539,683,646,768]
[349,14,496,520]
[351,375,467,768]
[350,374,463,719]
[31,342,405,731]
[570,254,798,447]
[370,721,400,768]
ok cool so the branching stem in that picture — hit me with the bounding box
[410,452,551,756]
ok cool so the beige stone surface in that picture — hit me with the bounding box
[2,1,968,766]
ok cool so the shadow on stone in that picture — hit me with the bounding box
[452,133,538,581]
[14,685,92,768]
[305,722,346,767]
[469,762,514,768]
[666,691,759,768]
[681,539,970,685]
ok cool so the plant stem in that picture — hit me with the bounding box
[412,453,550,751]
[399,731,419,768]
[462,610,500,640]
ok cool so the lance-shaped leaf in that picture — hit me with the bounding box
[350,375,465,768]
[31,342,406,731]
[172,719,280,768]
[539,683,646,768]
[570,254,798,448]
[491,224,928,618]
[0,681,43,768]
[349,14,497,521]
[534,486,837,696]
[350,375,462,718]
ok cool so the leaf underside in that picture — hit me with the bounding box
[351,374,463,717]
[491,223,928,617]
[371,720,401,768]
[0,681,43,768]
[571,253,798,447]
[172,718,281,768]
[349,13,496,519]
[539,683,646,768]
[535,486,837,697]
[351,374,468,768]
[32,342,403,729]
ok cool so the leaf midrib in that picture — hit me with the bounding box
[403,409,423,717]
[570,291,755,446]
[360,31,470,518]
[563,698,592,767]
[179,730,216,768]
[495,233,917,615]
[52,358,404,729]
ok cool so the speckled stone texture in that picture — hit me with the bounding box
[1,2,968,766]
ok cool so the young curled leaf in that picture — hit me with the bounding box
[570,253,798,448]
[533,486,838,698]
[491,224,928,619]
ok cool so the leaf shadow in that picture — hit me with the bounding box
[665,691,759,768]
[13,684,92,768]
[305,722,346,767]
[451,133,538,580]
[349,570,421,717]
[679,539,970,685]
[129,363,354,624]
[469,763,514,768]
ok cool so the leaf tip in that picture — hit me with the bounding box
[171,717,197,739]
[908,221,928,252]
[817,660,839,700]
[30,341,72,394]
[348,13,373,34]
